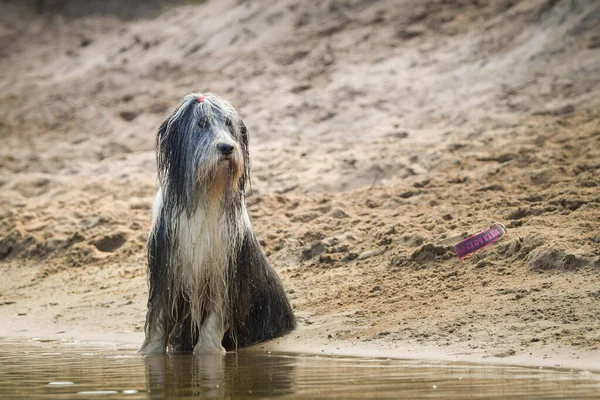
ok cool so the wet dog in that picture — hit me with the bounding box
[139,93,295,354]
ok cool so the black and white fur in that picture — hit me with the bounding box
[139,92,295,354]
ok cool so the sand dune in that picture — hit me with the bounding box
[1,0,599,368]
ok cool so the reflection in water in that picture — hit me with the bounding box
[0,339,599,399]
[144,351,295,399]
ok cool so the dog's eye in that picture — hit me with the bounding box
[240,123,247,136]
[198,117,208,129]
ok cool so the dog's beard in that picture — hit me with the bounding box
[204,153,244,206]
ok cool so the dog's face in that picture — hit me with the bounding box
[156,93,250,212]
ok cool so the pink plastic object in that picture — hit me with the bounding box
[455,223,506,259]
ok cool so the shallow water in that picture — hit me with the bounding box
[0,339,599,399]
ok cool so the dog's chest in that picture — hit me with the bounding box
[175,209,231,283]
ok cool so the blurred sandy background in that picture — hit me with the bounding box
[1,0,599,368]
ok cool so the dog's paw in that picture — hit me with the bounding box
[138,340,166,355]
[193,342,226,355]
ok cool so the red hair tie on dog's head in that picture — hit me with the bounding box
[197,95,205,103]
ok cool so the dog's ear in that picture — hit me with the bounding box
[155,97,197,213]
[238,119,251,194]
[239,119,249,149]
[156,97,196,160]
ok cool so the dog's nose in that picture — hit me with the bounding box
[217,143,234,156]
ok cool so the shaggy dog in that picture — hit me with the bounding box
[139,93,295,354]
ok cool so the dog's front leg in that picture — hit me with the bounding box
[193,307,226,355]
[139,307,170,354]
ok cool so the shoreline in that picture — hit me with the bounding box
[2,325,599,374]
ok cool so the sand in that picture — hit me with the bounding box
[1,0,599,370]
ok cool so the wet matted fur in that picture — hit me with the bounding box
[139,93,295,354]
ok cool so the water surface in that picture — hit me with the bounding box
[0,339,598,399]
